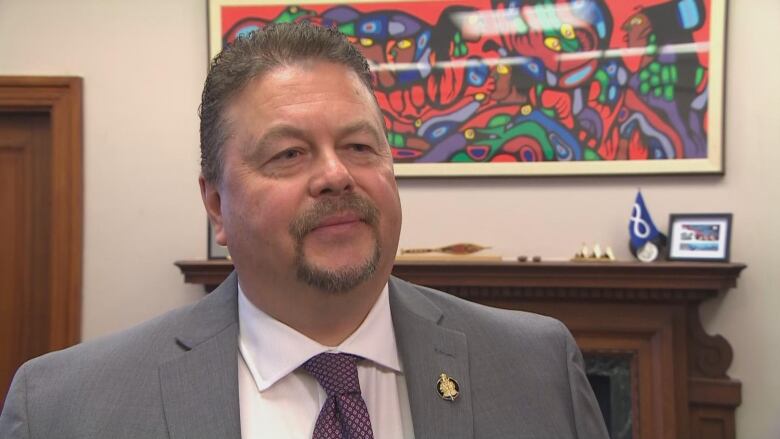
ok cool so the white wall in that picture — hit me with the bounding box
[1,0,777,437]
[0,0,209,329]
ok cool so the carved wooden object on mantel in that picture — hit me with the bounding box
[175,260,745,439]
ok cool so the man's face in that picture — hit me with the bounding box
[202,61,402,294]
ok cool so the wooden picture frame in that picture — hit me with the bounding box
[208,222,230,259]
[208,0,727,177]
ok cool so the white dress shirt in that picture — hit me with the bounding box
[237,283,415,439]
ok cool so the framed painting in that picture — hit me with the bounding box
[208,0,727,177]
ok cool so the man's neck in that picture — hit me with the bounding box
[238,275,387,346]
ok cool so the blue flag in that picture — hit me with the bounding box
[629,191,662,250]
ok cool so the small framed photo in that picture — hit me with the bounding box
[208,222,230,260]
[668,214,733,262]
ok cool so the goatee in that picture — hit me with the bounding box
[289,194,381,293]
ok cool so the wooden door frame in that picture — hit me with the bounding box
[0,77,83,348]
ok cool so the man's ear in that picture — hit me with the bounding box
[199,175,228,246]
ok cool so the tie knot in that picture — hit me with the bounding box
[302,353,362,396]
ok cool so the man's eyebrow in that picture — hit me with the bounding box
[337,120,385,146]
[252,125,308,154]
[250,120,385,155]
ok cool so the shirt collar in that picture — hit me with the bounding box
[237,282,402,392]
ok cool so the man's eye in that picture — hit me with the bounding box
[351,144,371,152]
[276,149,301,160]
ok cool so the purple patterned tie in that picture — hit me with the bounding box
[303,353,375,439]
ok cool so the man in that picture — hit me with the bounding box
[0,23,608,438]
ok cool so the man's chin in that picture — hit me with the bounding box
[296,262,376,294]
[295,246,381,294]
[303,254,368,271]
[301,239,376,269]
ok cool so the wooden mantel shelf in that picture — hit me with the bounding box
[175,259,745,299]
[175,258,745,439]
[174,259,235,291]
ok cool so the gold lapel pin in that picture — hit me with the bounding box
[436,373,460,401]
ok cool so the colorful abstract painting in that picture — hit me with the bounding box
[209,0,726,176]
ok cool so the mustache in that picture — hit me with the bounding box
[289,194,380,239]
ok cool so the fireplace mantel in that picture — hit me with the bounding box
[174,259,743,295]
[175,259,745,439]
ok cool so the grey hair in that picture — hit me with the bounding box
[198,22,375,183]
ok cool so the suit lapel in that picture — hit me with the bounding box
[159,272,242,439]
[389,277,474,439]
[156,273,474,439]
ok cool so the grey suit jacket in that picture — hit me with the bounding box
[0,273,608,438]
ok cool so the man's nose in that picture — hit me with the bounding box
[308,151,355,196]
